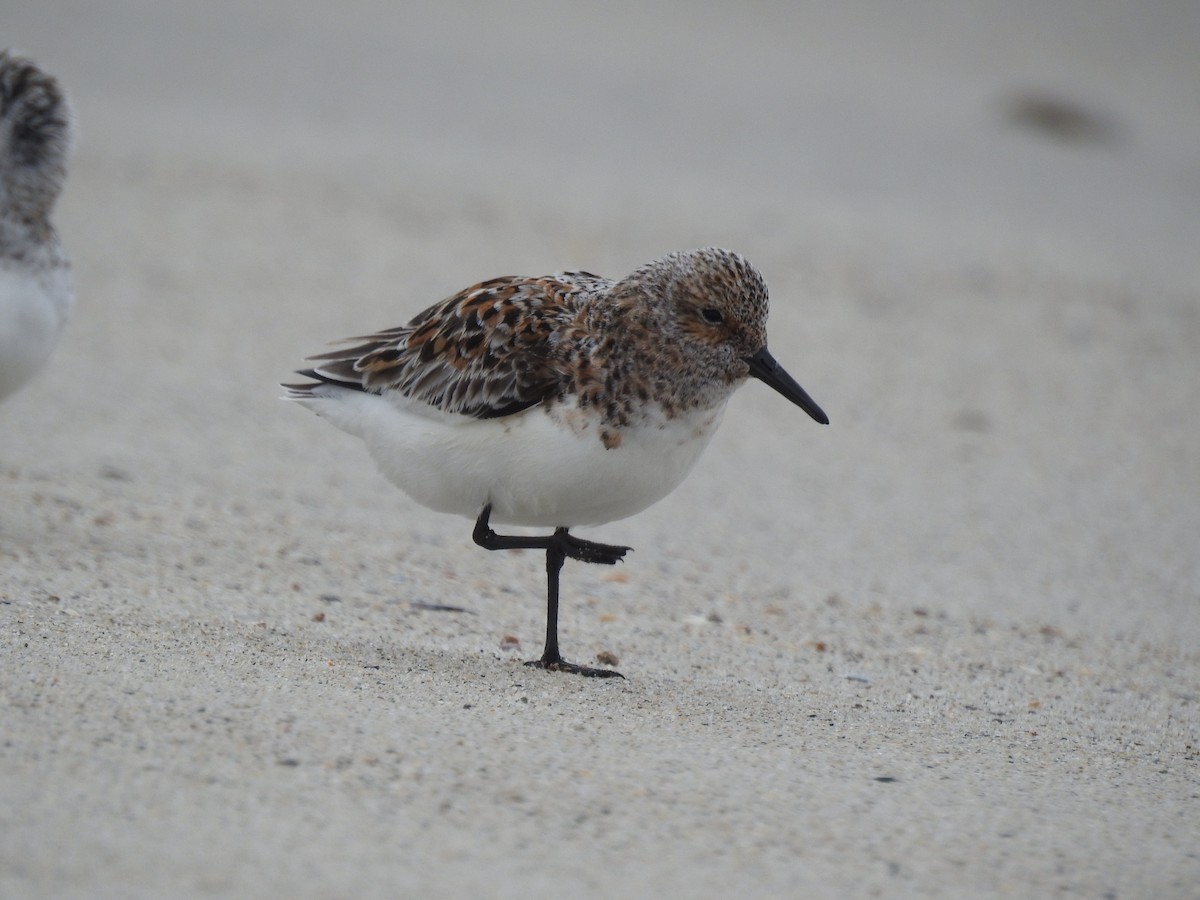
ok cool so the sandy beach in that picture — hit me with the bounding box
[2,2,1198,897]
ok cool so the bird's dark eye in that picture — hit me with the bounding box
[701,307,724,325]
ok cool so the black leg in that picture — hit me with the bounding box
[472,504,629,678]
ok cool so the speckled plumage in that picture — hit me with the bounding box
[292,248,791,425]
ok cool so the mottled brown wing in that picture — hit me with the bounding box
[297,275,602,419]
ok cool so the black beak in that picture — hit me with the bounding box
[744,347,829,425]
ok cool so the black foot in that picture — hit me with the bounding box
[525,655,625,679]
[560,532,631,566]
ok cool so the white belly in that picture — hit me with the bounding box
[298,387,727,527]
[0,263,73,402]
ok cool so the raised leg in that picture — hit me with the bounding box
[472,505,631,564]
[472,505,629,678]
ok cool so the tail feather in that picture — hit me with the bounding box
[281,367,369,399]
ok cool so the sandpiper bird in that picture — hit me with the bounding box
[0,50,73,404]
[286,248,828,677]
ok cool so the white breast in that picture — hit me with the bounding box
[297,386,728,527]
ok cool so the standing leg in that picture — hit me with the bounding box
[472,505,628,678]
[540,533,568,665]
